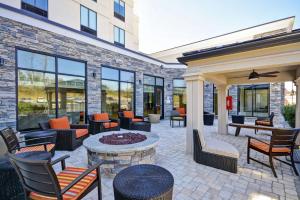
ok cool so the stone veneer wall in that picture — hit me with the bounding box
[204,82,214,113]
[0,16,185,129]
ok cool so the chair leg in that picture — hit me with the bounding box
[269,156,277,178]
[247,148,250,164]
[97,168,102,200]
[291,155,299,176]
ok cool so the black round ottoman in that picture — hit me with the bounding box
[0,155,25,200]
[131,122,151,132]
[113,164,174,200]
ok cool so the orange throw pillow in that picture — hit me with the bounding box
[49,117,70,129]
[94,113,109,121]
[176,108,186,115]
[123,111,134,118]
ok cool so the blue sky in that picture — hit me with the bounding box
[135,0,300,53]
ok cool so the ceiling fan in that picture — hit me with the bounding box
[248,70,279,80]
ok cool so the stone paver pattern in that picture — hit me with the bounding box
[53,120,300,200]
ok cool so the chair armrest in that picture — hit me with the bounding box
[247,135,269,145]
[61,161,103,194]
[70,124,89,129]
[51,155,70,170]
[19,136,55,143]
[134,116,144,119]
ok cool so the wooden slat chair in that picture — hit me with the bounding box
[0,127,55,156]
[8,154,103,200]
[247,128,300,177]
[255,112,275,134]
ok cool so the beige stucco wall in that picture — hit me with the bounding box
[0,0,139,50]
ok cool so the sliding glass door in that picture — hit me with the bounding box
[143,75,164,118]
[238,84,269,117]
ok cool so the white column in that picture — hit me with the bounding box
[185,75,205,154]
[295,78,300,126]
[217,84,229,134]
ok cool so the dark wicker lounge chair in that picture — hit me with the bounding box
[0,127,56,156]
[204,112,215,126]
[39,117,89,151]
[232,115,245,124]
[247,128,300,177]
[118,111,144,130]
[193,129,239,173]
[8,154,103,200]
[255,112,274,134]
[88,113,120,134]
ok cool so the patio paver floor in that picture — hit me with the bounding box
[53,120,300,200]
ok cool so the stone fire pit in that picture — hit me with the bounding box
[83,130,159,177]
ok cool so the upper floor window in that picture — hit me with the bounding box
[114,0,125,21]
[80,5,97,36]
[114,26,125,47]
[21,0,48,17]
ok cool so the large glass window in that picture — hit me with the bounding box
[17,50,86,131]
[143,75,164,118]
[173,79,186,109]
[101,67,135,118]
[22,0,48,17]
[80,5,97,36]
[114,26,125,47]
[114,0,125,21]
[238,84,269,117]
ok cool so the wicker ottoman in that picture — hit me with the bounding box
[131,121,151,132]
[113,164,174,200]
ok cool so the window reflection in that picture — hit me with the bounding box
[173,79,186,109]
[120,82,134,111]
[101,80,119,118]
[18,70,56,130]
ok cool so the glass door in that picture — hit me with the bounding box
[155,86,164,118]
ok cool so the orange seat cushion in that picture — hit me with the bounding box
[179,114,186,117]
[103,122,119,129]
[75,129,88,139]
[123,111,134,118]
[49,117,70,129]
[94,113,109,121]
[256,121,271,126]
[30,167,97,200]
[16,144,55,153]
[250,139,291,153]
[176,108,186,115]
[132,118,143,122]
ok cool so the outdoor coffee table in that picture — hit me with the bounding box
[113,164,174,200]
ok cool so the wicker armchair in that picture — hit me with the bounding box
[0,127,56,156]
[255,112,274,134]
[8,154,103,200]
[39,117,89,151]
[247,128,300,177]
[88,113,120,134]
[118,111,144,130]
[204,112,215,126]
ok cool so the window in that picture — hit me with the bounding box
[80,5,97,36]
[114,26,125,47]
[22,0,48,17]
[238,84,270,117]
[173,79,186,109]
[17,49,86,131]
[114,0,125,21]
[101,66,135,118]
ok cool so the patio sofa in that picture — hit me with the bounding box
[193,129,239,173]
[39,117,89,151]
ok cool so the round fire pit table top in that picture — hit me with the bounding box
[83,130,159,154]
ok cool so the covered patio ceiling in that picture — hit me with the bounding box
[178,29,300,153]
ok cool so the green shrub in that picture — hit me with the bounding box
[282,104,296,128]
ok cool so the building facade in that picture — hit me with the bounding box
[0,1,186,131]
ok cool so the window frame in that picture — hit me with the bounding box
[114,26,125,47]
[80,5,97,36]
[114,0,125,21]
[15,47,87,131]
[101,65,136,115]
[21,0,48,17]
